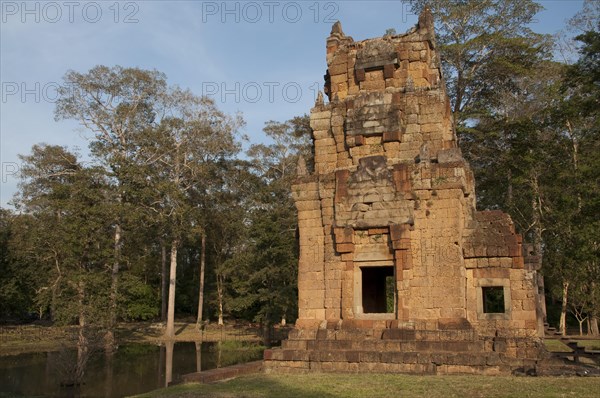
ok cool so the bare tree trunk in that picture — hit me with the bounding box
[535,273,547,334]
[76,281,88,384]
[50,253,62,322]
[566,120,582,211]
[531,175,543,257]
[217,272,224,326]
[591,281,599,336]
[165,239,179,339]
[161,243,168,322]
[560,280,569,336]
[506,169,513,207]
[105,223,121,351]
[196,232,206,329]
[590,314,599,336]
[452,71,463,144]
[586,318,591,336]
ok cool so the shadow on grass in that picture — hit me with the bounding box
[138,372,600,398]
[175,324,188,336]
[139,373,338,398]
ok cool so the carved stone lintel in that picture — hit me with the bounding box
[352,156,389,183]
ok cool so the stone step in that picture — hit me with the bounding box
[263,356,528,376]
[282,338,485,353]
[288,328,477,342]
[265,348,520,366]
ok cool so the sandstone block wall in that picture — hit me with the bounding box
[280,9,545,373]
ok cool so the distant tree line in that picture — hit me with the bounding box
[0,0,598,340]
[0,64,310,349]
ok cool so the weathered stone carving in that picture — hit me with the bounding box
[265,8,546,375]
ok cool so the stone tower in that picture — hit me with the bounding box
[265,9,546,374]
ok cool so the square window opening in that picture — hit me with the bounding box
[361,266,395,314]
[482,286,505,314]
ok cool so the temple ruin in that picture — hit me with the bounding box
[264,9,546,375]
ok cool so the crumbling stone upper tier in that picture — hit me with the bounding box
[311,9,458,176]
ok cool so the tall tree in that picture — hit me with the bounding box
[55,66,169,349]
[11,144,114,379]
[133,90,243,338]
[554,22,600,335]
[409,0,550,133]
[226,116,311,332]
[201,160,259,326]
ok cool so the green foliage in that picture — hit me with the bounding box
[54,66,168,163]
[385,277,395,314]
[409,0,551,126]
[8,145,114,326]
[119,274,159,321]
[0,209,34,319]
[50,65,245,336]
[222,116,310,326]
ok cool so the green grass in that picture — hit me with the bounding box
[134,373,600,398]
[575,340,600,351]
[544,339,572,352]
[0,324,79,355]
[543,339,600,353]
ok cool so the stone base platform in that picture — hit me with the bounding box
[264,325,546,376]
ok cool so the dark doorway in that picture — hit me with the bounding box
[361,266,395,313]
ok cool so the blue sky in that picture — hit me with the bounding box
[0,0,586,207]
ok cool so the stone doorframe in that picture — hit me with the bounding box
[353,260,396,319]
[334,223,413,321]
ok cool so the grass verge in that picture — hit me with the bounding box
[0,322,269,356]
[543,338,600,353]
[576,340,600,351]
[544,339,571,352]
[133,373,600,398]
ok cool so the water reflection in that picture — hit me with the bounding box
[164,341,173,388]
[104,350,114,398]
[195,341,202,373]
[0,341,263,397]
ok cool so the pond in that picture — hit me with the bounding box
[0,341,264,397]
